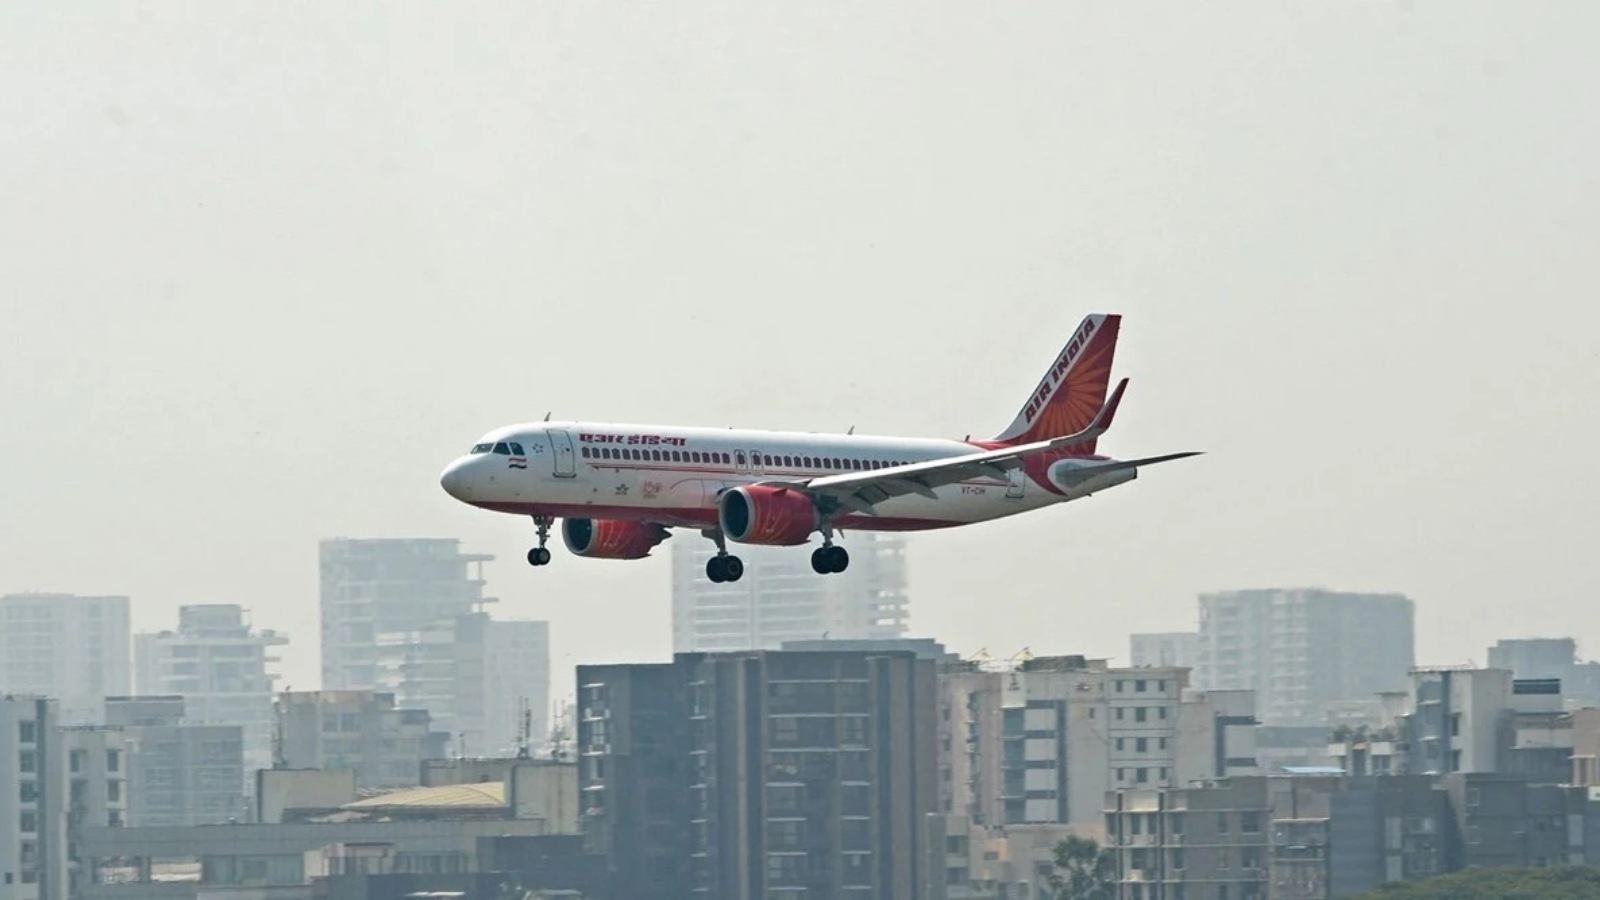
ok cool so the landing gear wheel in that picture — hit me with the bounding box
[812,545,849,574]
[706,554,744,583]
[527,515,553,567]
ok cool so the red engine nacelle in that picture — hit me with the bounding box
[561,518,672,559]
[717,485,818,546]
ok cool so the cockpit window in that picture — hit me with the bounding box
[493,442,511,455]
[509,442,525,455]
[471,443,493,454]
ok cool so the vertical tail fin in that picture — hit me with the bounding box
[992,313,1122,450]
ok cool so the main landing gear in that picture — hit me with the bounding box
[703,529,744,584]
[527,515,553,567]
[811,543,849,574]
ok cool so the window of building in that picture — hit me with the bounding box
[19,751,35,774]
[1466,788,1481,808]
[1137,767,1149,783]
[17,720,35,744]
[1136,737,1148,753]
[1159,680,1168,692]
[1115,707,1125,721]
[20,811,37,833]
[1158,706,1168,719]
[19,781,37,803]
[1116,680,1125,693]
[1217,812,1229,833]
[1135,707,1147,723]
[1241,811,1260,833]
[1116,738,1125,751]
[1136,679,1147,692]
[1159,737,1168,750]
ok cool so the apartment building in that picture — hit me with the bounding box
[0,594,131,725]
[1195,589,1413,727]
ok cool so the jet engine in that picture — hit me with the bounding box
[718,485,818,546]
[561,518,672,559]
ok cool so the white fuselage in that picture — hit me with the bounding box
[438,420,1089,534]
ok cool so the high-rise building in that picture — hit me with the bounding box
[2,695,65,900]
[319,538,494,691]
[1129,632,1199,669]
[133,605,286,789]
[373,613,550,759]
[577,649,939,899]
[0,594,131,725]
[1194,588,1415,726]
[276,690,449,789]
[936,655,1258,827]
[669,533,910,653]
[105,696,246,826]
[1,696,129,900]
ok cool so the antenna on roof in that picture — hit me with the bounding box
[847,425,855,435]
[543,411,552,421]
[516,698,532,760]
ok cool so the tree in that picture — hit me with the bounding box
[1046,835,1116,900]
[1355,865,1600,899]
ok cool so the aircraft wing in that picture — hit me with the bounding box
[747,378,1196,516]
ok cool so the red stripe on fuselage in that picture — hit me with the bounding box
[471,500,962,533]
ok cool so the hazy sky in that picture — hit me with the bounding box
[3,2,1597,705]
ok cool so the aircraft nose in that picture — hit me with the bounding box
[440,458,472,501]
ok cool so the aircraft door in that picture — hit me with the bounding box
[1006,467,1026,499]
[749,450,767,476]
[734,450,750,475]
[550,429,577,478]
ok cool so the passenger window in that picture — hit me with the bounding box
[652,450,662,461]
[691,451,701,463]
[581,447,590,458]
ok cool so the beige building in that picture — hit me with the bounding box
[937,655,1258,827]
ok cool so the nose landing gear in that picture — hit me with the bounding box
[527,515,553,566]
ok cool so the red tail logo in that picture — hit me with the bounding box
[992,314,1121,451]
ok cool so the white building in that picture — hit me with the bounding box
[0,594,131,725]
[936,655,1258,827]
[1194,588,1414,726]
[374,613,550,758]
[319,538,494,691]
[1128,632,1199,669]
[134,605,286,789]
[670,532,910,653]
[2,696,130,900]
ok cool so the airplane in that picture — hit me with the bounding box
[438,313,1200,583]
